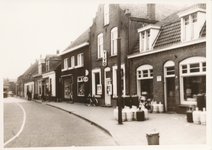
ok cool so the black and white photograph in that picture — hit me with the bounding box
[1,0,211,150]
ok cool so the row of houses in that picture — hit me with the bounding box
[17,3,206,114]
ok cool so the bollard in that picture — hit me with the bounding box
[146,129,160,145]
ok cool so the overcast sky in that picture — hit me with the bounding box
[0,0,207,80]
[0,0,99,79]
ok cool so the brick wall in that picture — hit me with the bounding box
[129,42,206,113]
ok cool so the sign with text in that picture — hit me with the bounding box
[102,50,107,66]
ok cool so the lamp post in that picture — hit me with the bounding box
[117,4,122,125]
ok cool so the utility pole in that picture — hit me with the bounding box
[117,4,122,125]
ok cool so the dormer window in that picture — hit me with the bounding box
[138,25,160,52]
[179,7,206,42]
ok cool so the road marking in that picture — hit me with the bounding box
[4,102,26,147]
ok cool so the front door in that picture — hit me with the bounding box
[105,78,112,106]
[166,77,176,112]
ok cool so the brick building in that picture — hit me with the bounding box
[59,29,90,102]
[89,4,183,106]
[127,4,206,113]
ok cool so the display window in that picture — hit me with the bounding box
[179,57,206,105]
[63,77,72,99]
[77,76,85,96]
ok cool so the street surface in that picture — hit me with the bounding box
[3,97,118,148]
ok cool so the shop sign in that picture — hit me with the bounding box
[157,76,161,81]
[97,84,102,95]
[83,77,89,82]
[102,50,107,66]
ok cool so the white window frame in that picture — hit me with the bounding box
[137,64,153,80]
[139,30,151,52]
[77,76,85,96]
[112,64,126,97]
[97,33,103,59]
[104,4,109,25]
[76,53,84,68]
[179,57,206,105]
[111,27,118,56]
[92,68,102,97]
[63,58,68,70]
[70,56,75,69]
[46,60,50,71]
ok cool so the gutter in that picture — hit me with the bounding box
[128,37,206,59]
[58,42,89,56]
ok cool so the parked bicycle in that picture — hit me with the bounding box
[85,93,98,106]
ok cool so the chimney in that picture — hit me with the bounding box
[147,4,155,20]
[56,50,60,54]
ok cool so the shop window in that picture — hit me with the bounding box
[183,76,206,101]
[140,79,153,99]
[180,57,206,105]
[77,77,85,96]
[64,77,72,99]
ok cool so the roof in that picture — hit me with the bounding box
[22,61,38,82]
[45,54,61,61]
[119,3,185,21]
[62,28,90,53]
[131,3,206,52]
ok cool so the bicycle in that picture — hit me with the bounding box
[85,94,98,106]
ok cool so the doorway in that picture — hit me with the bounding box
[166,77,176,112]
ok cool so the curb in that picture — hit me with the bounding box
[45,103,114,139]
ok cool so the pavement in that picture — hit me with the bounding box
[25,98,207,146]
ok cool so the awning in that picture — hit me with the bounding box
[61,74,72,78]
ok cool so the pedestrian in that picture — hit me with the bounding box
[70,91,74,104]
[27,90,30,100]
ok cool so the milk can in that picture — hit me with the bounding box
[131,105,138,121]
[113,106,118,120]
[186,107,193,123]
[142,105,149,120]
[136,107,145,121]
[200,107,206,125]
[122,107,128,121]
[158,102,164,113]
[152,102,158,113]
[125,107,133,121]
[192,107,200,124]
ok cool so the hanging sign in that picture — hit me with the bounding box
[102,50,107,66]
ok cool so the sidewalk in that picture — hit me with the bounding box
[34,99,206,146]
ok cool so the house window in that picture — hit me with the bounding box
[71,56,75,68]
[137,67,153,79]
[64,58,68,69]
[182,12,199,41]
[180,57,206,105]
[77,76,85,96]
[98,33,103,58]
[111,27,118,56]
[104,4,109,25]
[166,66,175,76]
[140,30,151,52]
[77,53,84,67]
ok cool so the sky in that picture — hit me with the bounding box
[0,0,99,79]
[0,0,207,80]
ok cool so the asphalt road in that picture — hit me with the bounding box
[3,97,118,148]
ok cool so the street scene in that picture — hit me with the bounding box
[1,1,211,149]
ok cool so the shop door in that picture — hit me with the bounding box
[105,79,112,106]
[166,77,176,112]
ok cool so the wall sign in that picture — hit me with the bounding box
[157,76,161,81]
[97,84,102,95]
[83,77,89,82]
[102,50,107,66]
